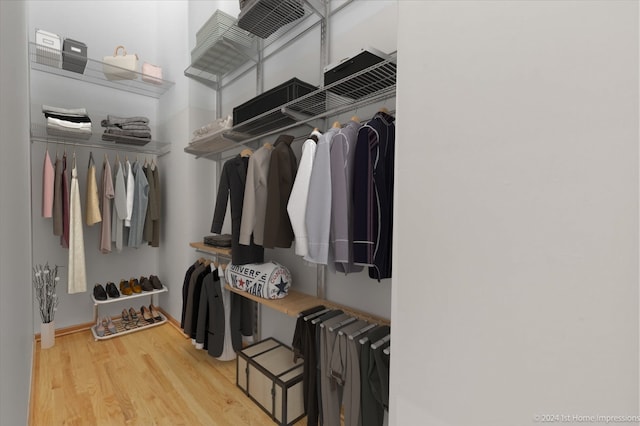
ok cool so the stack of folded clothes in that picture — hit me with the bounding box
[101,115,152,146]
[43,105,92,140]
[203,234,232,248]
[190,115,233,143]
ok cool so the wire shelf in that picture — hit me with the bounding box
[31,123,172,156]
[184,1,321,89]
[29,42,175,99]
[185,54,397,159]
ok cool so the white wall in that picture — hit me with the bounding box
[0,1,34,424]
[391,2,639,425]
[27,1,165,327]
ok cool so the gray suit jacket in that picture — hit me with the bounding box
[127,161,149,248]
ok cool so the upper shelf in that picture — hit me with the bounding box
[31,123,172,156]
[184,1,324,90]
[29,42,175,99]
[185,53,397,160]
[189,242,233,258]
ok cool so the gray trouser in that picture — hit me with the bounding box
[329,319,367,426]
[319,313,350,426]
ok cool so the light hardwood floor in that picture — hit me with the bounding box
[30,322,306,426]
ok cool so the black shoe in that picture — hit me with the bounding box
[93,284,107,301]
[149,275,163,290]
[105,282,120,298]
[140,277,154,292]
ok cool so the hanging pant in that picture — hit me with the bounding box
[328,319,367,426]
[359,325,390,426]
[319,313,350,426]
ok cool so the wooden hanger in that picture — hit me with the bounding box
[240,148,253,157]
[313,127,319,132]
[379,107,390,114]
[332,121,342,128]
[351,115,360,123]
[263,142,273,149]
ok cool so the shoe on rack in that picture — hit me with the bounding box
[128,307,139,325]
[140,306,155,324]
[140,277,154,292]
[105,282,120,298]
[149,304,162,321]
[120,279,133,296]
[95,318,105,337]
[121,308,130,322]
[105,317,117,334]
[130,278,142,294]
[93,284,107,301]
[149,275,163,290]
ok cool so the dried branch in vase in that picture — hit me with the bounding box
[32,263,60,324]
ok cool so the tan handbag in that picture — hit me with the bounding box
[102,45,139,81]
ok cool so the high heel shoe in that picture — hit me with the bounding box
[95,318,105,337]
[140,306,154,323]
[105,317,117,335]
[121,309,131,329]
[128,307,139,325]
[149,304,162,321]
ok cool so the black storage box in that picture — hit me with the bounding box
[233,77,321,135]
[324,48,397,99]
[238,0,305,39]
[237,338,305,426]
[62,38,87,74]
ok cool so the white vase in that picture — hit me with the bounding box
[40,321,55,349]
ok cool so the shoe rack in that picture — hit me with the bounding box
[90,285,168,341]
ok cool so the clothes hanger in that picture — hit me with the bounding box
[240,148,253,157]
[370,333,390,349]
[328,316,357,332]
[346,322,377,339]
[351,115,360,123]
[303,307,331,322]
[311,309,344,325]
[263,142,273,149]
[319,312,350,328]
[332,121,342,128]
[379,107,390,114]
[383,346,390,356]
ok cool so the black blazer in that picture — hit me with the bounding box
[211,155,264,265]
[195,268,247,356]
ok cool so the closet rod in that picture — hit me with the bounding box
[31,138,166,156]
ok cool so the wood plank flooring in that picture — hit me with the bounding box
[30,323,306,426]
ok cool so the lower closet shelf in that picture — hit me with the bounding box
[224,285,390,325]
[91,313,167,341]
